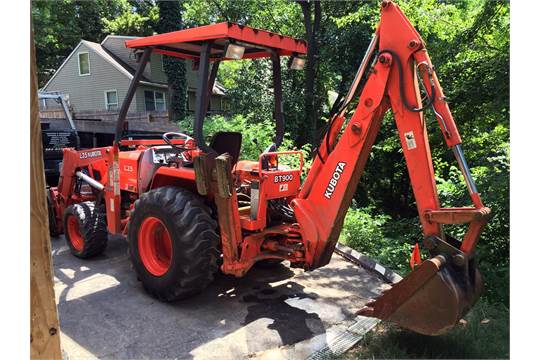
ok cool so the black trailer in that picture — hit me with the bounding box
[39,92,79,186]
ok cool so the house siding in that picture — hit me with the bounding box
[188,91,196,112]
[150,54,168,83]
[102,36,168,84]
[43,42,138,113]
[185,60,199,90]
[160,57,201,91]
[101,36,152,80]
[43,37,225,117]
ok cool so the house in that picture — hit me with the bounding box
[41,35,226,115]
[40,35,227,147]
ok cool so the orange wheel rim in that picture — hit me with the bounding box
[138,216,173,276]
[66,215,84,251]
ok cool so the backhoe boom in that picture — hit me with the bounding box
[292,0,489,335]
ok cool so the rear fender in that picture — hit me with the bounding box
[149,166,198,193]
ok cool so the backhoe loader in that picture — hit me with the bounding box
[48,0,490,336]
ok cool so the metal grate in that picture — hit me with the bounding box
[307,245,401,359]
[307,316,380,360]
[308,243,401,360]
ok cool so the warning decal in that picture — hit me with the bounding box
[404,131,417,150]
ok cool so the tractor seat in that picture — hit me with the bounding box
[209,131,242,165]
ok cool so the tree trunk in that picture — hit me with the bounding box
[157,1,188,121]
[298,0,321,147]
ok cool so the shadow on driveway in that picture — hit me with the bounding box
[52,234,385,359]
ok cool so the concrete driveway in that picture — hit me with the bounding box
[51,235,387,359]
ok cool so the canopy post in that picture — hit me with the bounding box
[193,42,212,152]
[114,47,152,145]
[271,50,284,148]
[203,60,221,117]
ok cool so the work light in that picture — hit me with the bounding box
[225,44,245,60]
[289,55,305,70]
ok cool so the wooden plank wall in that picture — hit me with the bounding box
[30,24,62,359]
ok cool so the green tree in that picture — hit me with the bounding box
[31,0,153,86]
[182,0,306,143]
[32,0,76,85]
[102,0,159,36]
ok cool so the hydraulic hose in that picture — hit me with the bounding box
[313,34,380,163]
[314,47,436,163]
[378,49,436,113]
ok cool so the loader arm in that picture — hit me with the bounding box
[292,0,490,335]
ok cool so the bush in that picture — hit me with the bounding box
[348,298,509,359]
[178,113,312,171]
[340,206,413,275]
[435,125,509,305]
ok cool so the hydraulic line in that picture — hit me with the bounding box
[316,47,437,165]
[315,34,379,162]
[378,49,436,113]
[337,34,380,116]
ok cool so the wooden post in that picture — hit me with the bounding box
[30,23,62,359]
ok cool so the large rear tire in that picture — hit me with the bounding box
[63,202,108,258]
[128,187,220,301]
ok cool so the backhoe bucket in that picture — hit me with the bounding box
[359,255,482,336]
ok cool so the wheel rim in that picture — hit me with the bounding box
[138,216,173,276]
[66,215,84,251]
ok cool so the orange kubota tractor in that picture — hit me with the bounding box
[48,1,490,335]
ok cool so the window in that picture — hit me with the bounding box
[144,90,155,111]
[154,91,166,111]
[105,90,118,111]
[144,90,166,112]
[78,52,90,76]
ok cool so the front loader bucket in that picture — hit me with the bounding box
[359,255,482,336]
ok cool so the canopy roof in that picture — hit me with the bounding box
[125,22,307,61]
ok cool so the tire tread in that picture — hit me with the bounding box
[63,201,108,258]
[129,187,219,301]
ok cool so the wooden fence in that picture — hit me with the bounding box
[40,109,179,133]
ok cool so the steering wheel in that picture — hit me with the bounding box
[162,132,194,153]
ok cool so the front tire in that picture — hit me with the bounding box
[128,187,220,301]
[63,202,108,258]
